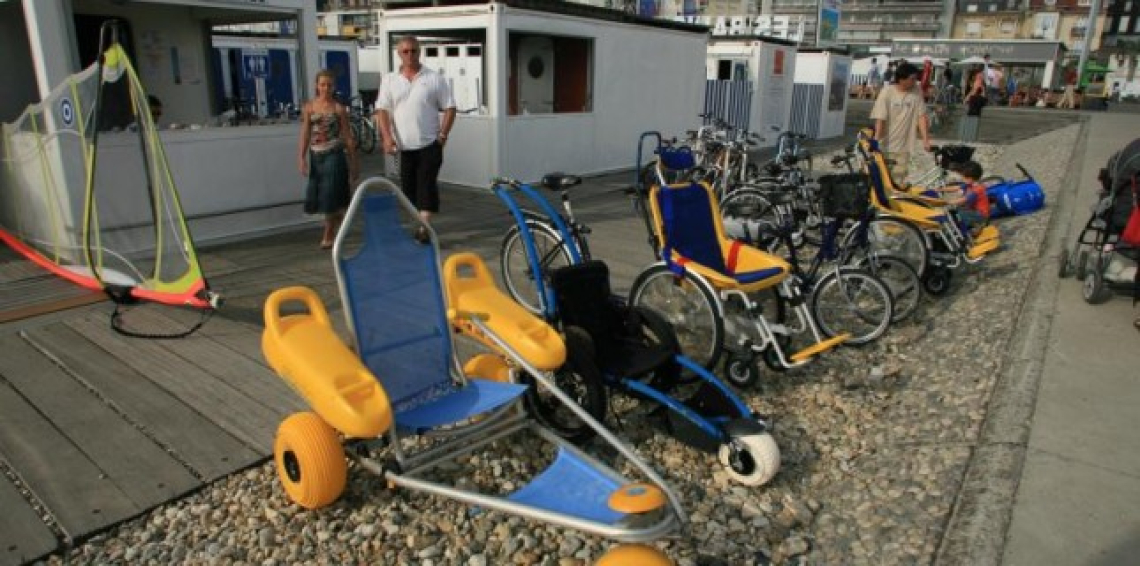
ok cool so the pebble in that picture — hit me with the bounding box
[40,125,1076,566]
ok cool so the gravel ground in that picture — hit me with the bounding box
[43,124,1079,566]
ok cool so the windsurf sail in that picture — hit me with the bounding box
[0,22,218,311]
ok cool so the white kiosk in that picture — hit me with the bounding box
[377,1,709,187]
[704,37,798,147]
[792,48,852,140]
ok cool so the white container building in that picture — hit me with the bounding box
[704,37,798,147]
[791,48,852,140]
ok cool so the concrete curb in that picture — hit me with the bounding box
[933,117,1090,566]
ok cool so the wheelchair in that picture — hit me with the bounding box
[853,128,1001,296]
[491,176,781,486]
[260,177,684,549]
[628,133,854,385]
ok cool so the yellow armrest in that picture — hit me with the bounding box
[443,253,566,371]
[262,286,392,439]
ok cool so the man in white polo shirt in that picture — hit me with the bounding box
[375,35,457,242]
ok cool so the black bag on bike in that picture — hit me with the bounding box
[818,173,870,219]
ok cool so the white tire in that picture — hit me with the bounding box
[718,433,781,486]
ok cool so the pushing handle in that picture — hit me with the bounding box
[264,286,332,338]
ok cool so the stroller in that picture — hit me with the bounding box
[1060,137,1140,303]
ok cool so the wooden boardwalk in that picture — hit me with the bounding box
[0,172,655,565]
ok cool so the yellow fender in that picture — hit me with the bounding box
[262,286,392,439]
[442,253,566,372]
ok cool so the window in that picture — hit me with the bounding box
[1001,21,1016,32]
[508,33,593,115]
[966,21,982,35]
[1078,0,1091,6]
[967,4,978,11]
[1044,0,1056,5]
[1122,16,1132,31]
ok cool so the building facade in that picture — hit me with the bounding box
[1026,0,1108,56]
[951,0,1029,40]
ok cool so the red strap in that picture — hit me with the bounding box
[726,240,742,274]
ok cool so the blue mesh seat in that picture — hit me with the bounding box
[339,193,527,432]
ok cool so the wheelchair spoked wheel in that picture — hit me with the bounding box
[717,433,781,486]
[520,326,607,444]
[922,266,953,297]
[500,220,573,315]
[857,217,930,278]
[810,269,893,346]
[853,254,922,323]
[629,265,723,371]
[274,412,347,510]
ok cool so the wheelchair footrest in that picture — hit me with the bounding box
[789,333,850,363]
[968,238,1000,260]
[507,447,628,525]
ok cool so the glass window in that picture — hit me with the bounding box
[967,21,982,35]
[1122,16,1132,31]
[967,4,978,12]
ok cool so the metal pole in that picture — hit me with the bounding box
[1076,0,1104,86]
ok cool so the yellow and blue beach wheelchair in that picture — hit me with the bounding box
[628,133,861,386]
[260,178,684,553]
[854,128,1000,295]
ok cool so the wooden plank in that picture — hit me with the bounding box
[24,324,260,481]
[0,474,59,566]
[0,338,200,506]
[0,378,140,539]
[0,292,105,324]
[115,308,305,413]
[65,313,284,449]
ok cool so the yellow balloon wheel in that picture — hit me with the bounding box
[274,412,347,509]
[595,544,673,566]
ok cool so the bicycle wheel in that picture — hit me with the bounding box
[719,188,776,244]
[810,268,893,346]
[500,221,573,314]
[629,264,723,370]
[850,217,930,277]
[853,254,921,323]
[355,117,377,154]
[520,326,607,445]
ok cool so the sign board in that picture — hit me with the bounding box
[242,50,270,80]
[891,40,1063,63]
[817,0,840,48]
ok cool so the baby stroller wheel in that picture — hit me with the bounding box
[1075,249,1090,281]
[1057,246,1072,279]
[922,266,953,297]
[718,433,781,486]
[1082,259,1111,305]
[521,326,607,444]
[274,412,347,509]
[725,353,760,388]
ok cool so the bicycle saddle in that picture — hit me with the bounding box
[541,173,582,191]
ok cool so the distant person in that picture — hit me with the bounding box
[871,62,932,182]
[883,60,897,85]
[866,57,882,99]
[298,69,358,250]
[375,35,457,244]
[1058,69,1078,109]
[920,57,934,101]
[147,95,163,125]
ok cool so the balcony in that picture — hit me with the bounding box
[844,0,943,10]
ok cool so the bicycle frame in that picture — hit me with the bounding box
[492,180,584,319]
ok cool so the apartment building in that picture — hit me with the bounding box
[764,0,942,49]
[952,0,1029,40]
[317,0,374,40]
[1025,0,1108,56]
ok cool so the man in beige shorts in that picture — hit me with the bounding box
[871,61,932,183]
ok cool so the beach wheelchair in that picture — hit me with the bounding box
[629,133,853,384]
[492,176,781,485]
[854,128,1001,295]
[260,177,684,548]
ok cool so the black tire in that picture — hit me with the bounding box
[1075,248,1090,281]
[922,266,953,297]
[1082,257,1111,305]
[854,254,922,323]
[629,264,723,371]
[499,221,573,315]
[521,327,607,444]
[810,268,894,346]
[1058,245,1072,279]
[725,353,759,388]
[354,118,377,154]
